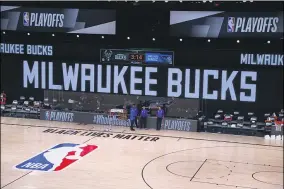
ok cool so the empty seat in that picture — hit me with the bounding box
[23,101,29,106]
[34,101,40,107]
[12,100,18,105]
[250,116,258,123]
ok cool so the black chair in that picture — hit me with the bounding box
[214,109,224,121]
[23,100,29,107]
[264,113,270,120]
[233,111,240,120]
[1,105,5,114]
[247,112,254,121]
[250,116,258,124]
[29,97,35,106]
[33,101,40,108]
[52,98,58,106]
[278,111,284,119]
[10,106,17,117]
[43,102,51,109]
[24,107,31,118]
[237,115,244,125]
[19,96,25,105]
[12,100,18,106]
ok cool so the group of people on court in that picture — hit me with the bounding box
[129,104,164,131]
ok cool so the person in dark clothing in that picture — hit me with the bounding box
[162,104,167,116]
[129,104,138,131]
[134,104,139,128]
[156,106,164,130]
[140,106,148,129]
[137,101,143,115]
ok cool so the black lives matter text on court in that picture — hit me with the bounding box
[23,60,257,102]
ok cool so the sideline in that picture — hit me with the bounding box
[1,121,283,148]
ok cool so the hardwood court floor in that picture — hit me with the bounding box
[1,117,283,189]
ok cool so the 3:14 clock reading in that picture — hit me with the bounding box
[129,54,144,61]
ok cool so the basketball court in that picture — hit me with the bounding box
[1,117,283,189]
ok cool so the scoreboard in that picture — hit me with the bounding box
[100,49,174,65]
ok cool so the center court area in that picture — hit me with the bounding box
[1,117,283,189]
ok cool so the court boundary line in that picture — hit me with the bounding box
[1,122,283,148]
[1,171,32,189]
[190,180,258,189]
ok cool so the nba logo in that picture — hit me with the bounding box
[15,143,98,172]
[45,111,50,120]
[227,17,235,32]
[23,12,29,26]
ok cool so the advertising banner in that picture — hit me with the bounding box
[100,49,174,65]
[163,118,197,132]
[41,110,75,122]
[40,109,198,132]
[170,11,283,38]
[92,114,131,127]
[20,61,260,102]
[0,6,116,34]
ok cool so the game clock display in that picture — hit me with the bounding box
[129,54,144,61]
[100,49,174,65]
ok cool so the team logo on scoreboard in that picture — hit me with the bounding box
[227,17,235,32]
[103,50,113,61]
[23,12,29,26]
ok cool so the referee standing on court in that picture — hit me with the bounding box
[156,106,164,130]
[140,106,148,129]
[129,104,137,131]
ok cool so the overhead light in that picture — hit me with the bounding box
[267,40,270,44]
[2,31,5,34]
[209,0,213,2]
[152,38,156,41]
[179,0,182,2]
[52,34,55,37]
[165,0,168,2]
[203,0,206,2]
[152,0,155,2]
[207,39,211,42]
[127,36,130,40]
[27,33,30,36]
[76,35,79,38]
[179,38,183,42]
[237,40,240,43]
[101,36,104,39]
